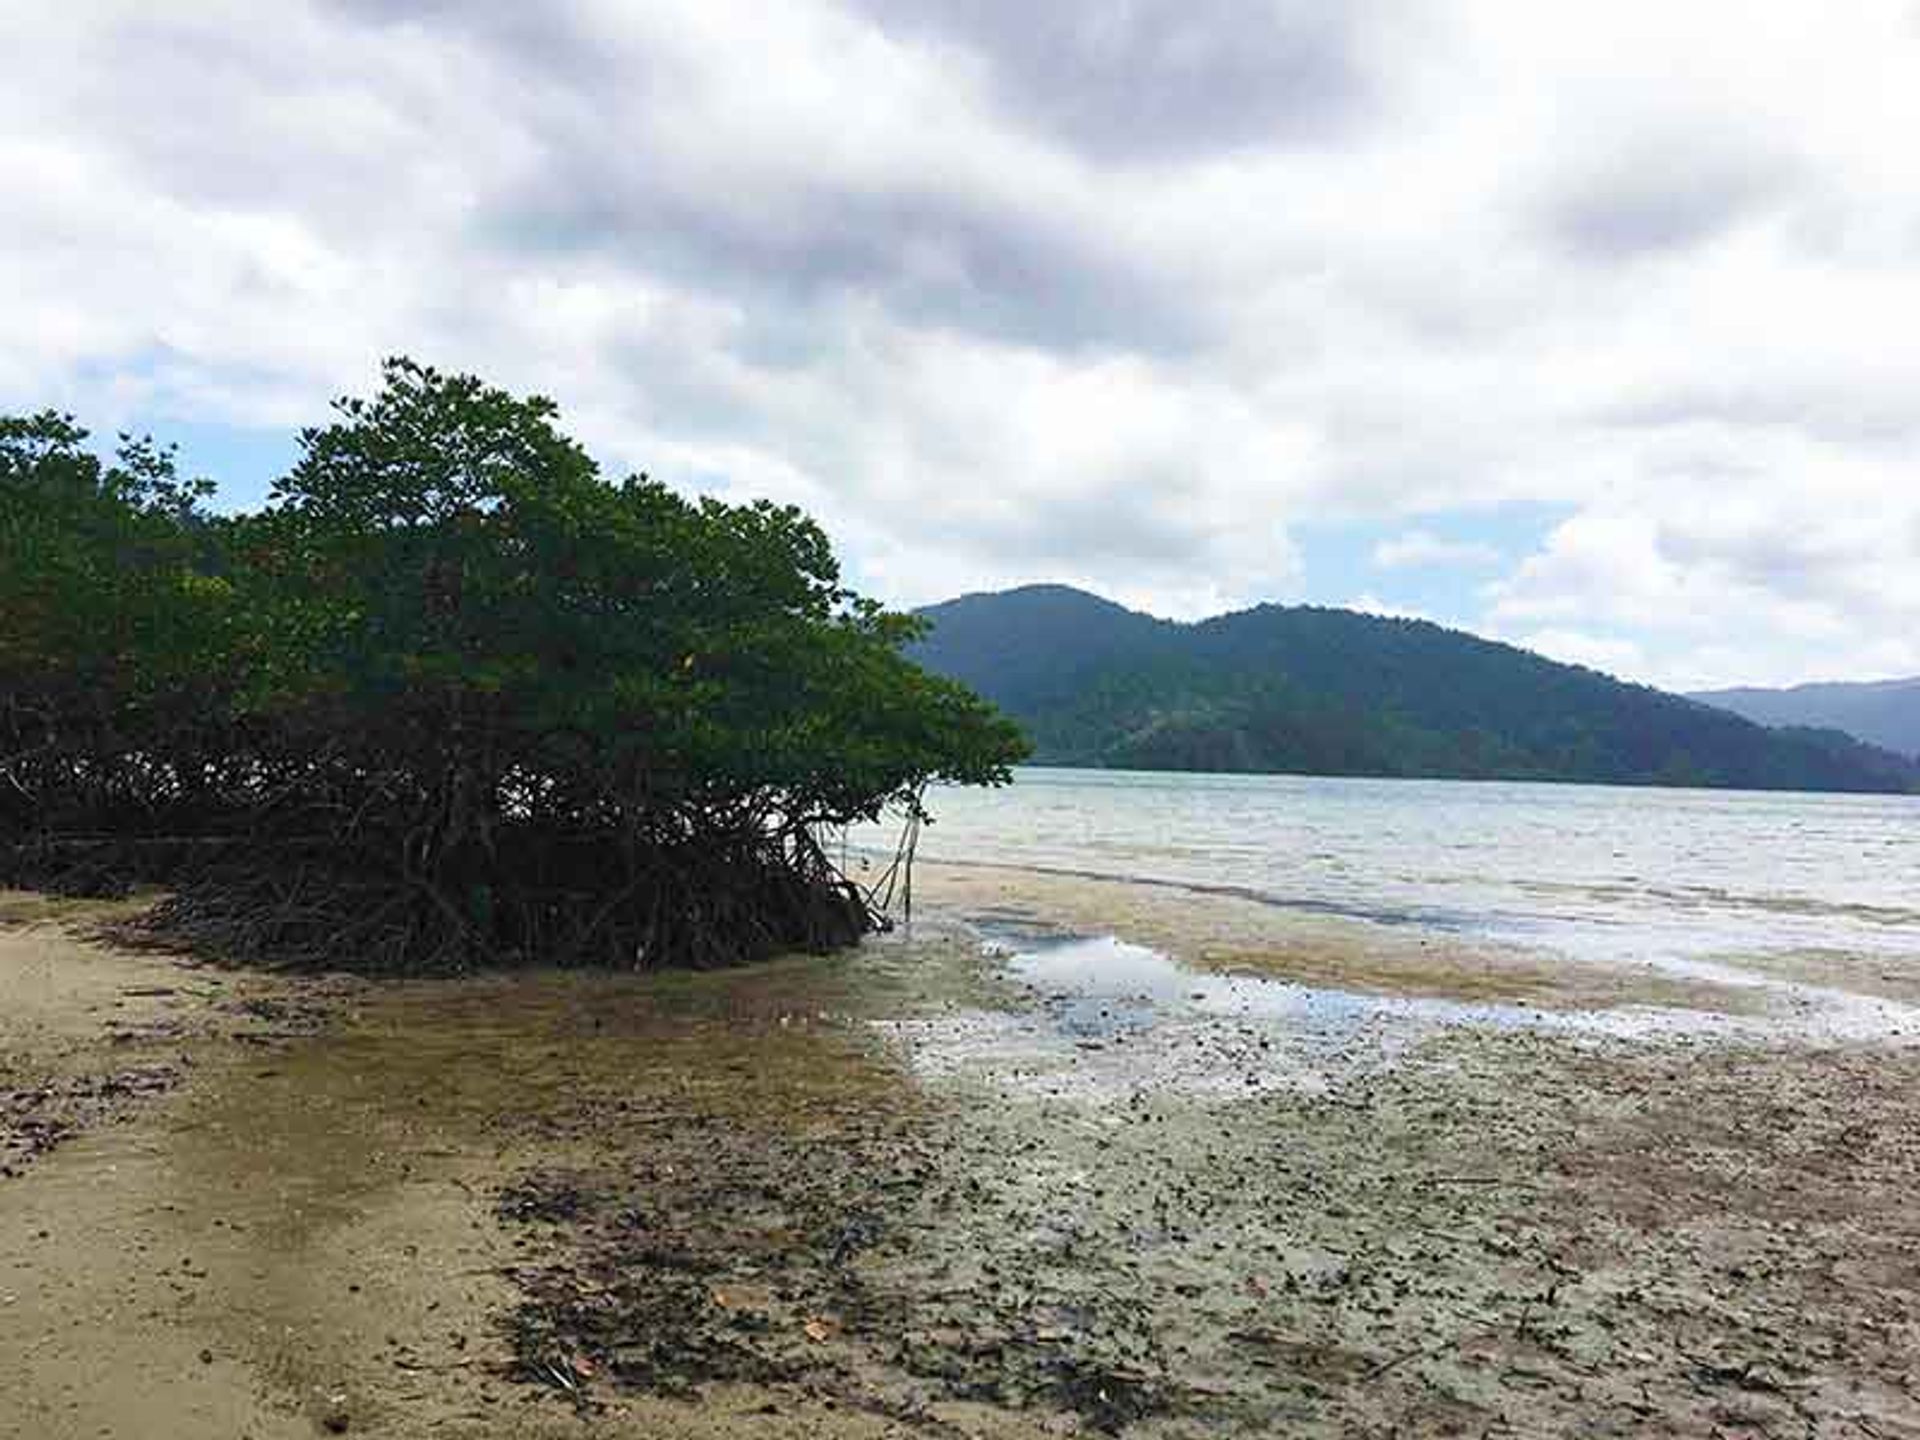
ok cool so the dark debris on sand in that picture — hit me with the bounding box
[1,1064,181,1178]
[496,1113,1179,1434]
[488,1024,1920,1439]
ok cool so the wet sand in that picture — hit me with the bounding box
[4,875,1920,1437]
[910,861,1786,1016]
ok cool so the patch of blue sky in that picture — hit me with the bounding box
[97,415,302,511]
[1291,503,1569,630]
[66,347,304,511]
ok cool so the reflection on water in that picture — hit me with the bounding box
[857,768,1920,967]
[880,928,1920,1104]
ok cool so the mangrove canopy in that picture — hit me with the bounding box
[0,360,1027,971]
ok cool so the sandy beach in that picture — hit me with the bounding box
[4,869,1919,1438]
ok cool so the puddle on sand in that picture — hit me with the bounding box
[0,955,934,1440]
[880,932,1486,1103]
[879,927,1920,1104]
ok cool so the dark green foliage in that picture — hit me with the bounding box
[0,413,237,849]
[0,362,1025,970]
[912,586,1920,793]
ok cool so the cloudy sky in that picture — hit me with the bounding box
[6,2,1919,690]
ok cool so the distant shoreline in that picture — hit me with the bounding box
[982,761,1920,799]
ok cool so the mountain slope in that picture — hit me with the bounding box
[1690,678,1920,759]
[911,586,1920,793]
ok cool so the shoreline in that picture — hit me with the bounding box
[977,763,1920,801]
[906,859,1920,1033]
[4,880,1919,1436]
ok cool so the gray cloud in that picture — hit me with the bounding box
[1543,140,1798,261]
[322,0,620,81]
[328,2,1221,356]
[481,157,1205,356]
[938,477,1232,571]
[1658,520,1851,584]
[1597,383,1920,447]
[843,0,1376,162]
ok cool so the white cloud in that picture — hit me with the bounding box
[1506,628,1648,682]
[3,0,1919,687]
[1345,594,1438,623]
[1371,530,1501,570]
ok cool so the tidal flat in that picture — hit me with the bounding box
[3,871,1919,1438]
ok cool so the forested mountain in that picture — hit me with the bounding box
[1690,678,1920,760]
[912,586,1920,793]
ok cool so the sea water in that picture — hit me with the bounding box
[873,767,1920,968]
[859,768,1920,1093]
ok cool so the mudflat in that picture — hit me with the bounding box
[3,875,1918,1438]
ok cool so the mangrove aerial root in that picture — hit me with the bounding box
[0,825,874,975]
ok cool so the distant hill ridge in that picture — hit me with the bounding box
[1690,677,1920,760]
[910,585,1920,794]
